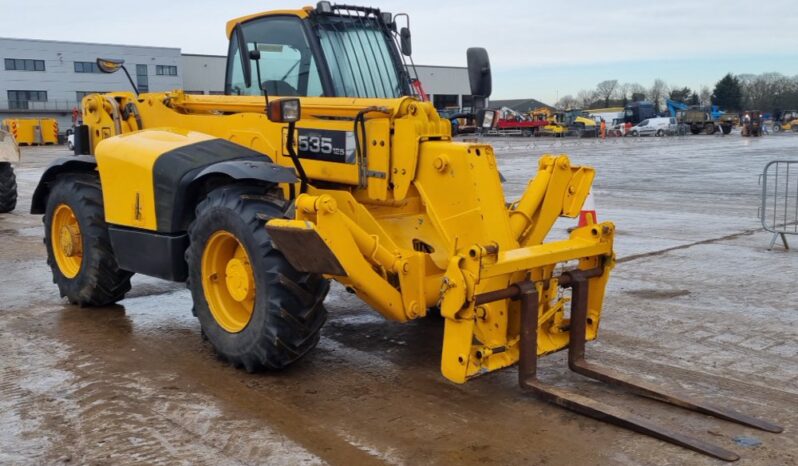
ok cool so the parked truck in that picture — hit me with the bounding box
[681,107,737,135]
[479,107,548,136]
[623,101,656,125]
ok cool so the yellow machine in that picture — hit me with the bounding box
[31,3,780,460]
[773,110,798,132]
[1,118,59,145]
[0,128,19,212]
[536,109,596,136]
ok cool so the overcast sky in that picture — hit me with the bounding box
[3,0,797,103]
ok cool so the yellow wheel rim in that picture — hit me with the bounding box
[51,203,82,278]
[201,230,256,333]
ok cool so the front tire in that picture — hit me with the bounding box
[186,185,329,371]
[44,174,132,305]
[0,163,17,213]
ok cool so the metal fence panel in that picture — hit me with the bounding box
[760,160,798,250]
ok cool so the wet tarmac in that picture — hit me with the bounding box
[1,135,797,465]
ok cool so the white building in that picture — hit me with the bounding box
[0,37,182,129]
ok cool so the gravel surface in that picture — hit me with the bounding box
[1,134,796,465]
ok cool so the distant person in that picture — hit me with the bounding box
[600,118,606,140]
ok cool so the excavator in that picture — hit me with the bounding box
[30,3,780,460]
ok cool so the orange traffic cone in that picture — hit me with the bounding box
[578,191,597,227]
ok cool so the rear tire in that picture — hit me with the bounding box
[0,162,17,213]
[656,129,664,137]
[704,124,716,135]
[186,185,329,371]
[43,174,132,305]
[773,124,782,133]
[721,125,732,135]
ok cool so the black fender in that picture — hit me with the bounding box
[193,158,297,185]
[160,155,297,233]
[30,155,97,214]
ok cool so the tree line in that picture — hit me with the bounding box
[555,72,798,114]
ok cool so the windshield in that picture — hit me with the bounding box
[226,12,409,98]
[228,16,323,96]
[314,15,404,98]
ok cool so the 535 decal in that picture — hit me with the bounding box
[295,129,355,163]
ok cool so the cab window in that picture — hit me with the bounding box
[227,16,324,97]
[639,119,649,126]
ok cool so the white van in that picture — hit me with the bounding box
[628,117,677,137]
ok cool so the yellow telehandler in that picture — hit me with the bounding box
[30,3,779,460]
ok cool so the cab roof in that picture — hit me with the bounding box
[225,7,311,38]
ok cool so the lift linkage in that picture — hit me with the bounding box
[474,268,783,462]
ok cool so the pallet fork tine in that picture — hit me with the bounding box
[475,269,782,462]
[561,270,783,434]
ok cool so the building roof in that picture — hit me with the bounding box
[0,36,180,52]
[489,98,553,112]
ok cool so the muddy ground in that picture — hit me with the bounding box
[1,134,797,465]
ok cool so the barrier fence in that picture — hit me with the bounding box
[760,160,798,250]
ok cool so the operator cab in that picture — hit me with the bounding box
[225,2,413,99]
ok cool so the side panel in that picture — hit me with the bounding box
[95,129,217,231]
[96,127,291,233]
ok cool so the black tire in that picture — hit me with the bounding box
[44,174,132,305]
[690,127,701,135]
[0,163,17,213]
[656,129,664,137]
[522,128,532,137]
[721,125,732,135]
[773,124,782,133]
[186,185,329,371]
[631,130,639,137]
[704,124,716,135]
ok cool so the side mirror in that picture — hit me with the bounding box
[467,47,492,99]
[400,27,412,56]
[96,58,124,74]
[267,98,301,123]
[95,57,140,95]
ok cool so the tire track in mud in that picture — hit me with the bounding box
[1,310,324,465]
